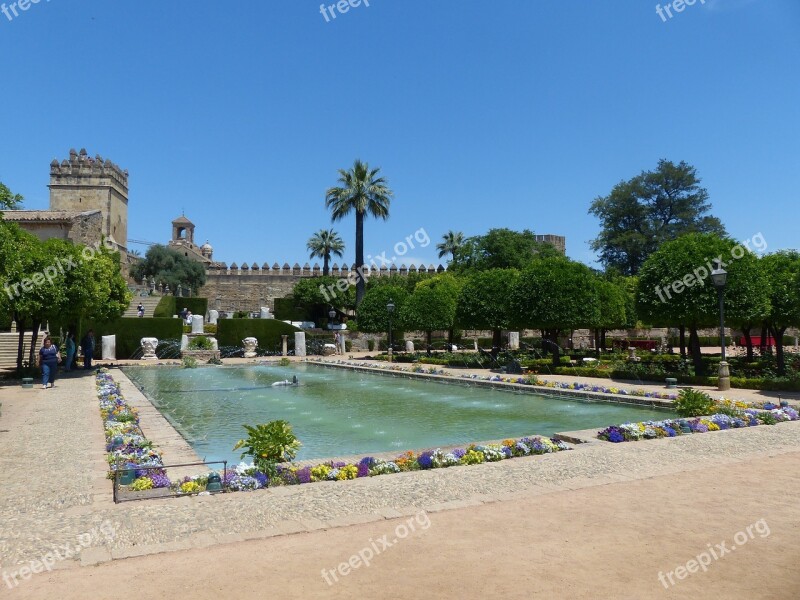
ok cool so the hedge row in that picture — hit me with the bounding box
[153,296,209,319]
[273,298,312,322]
[88,318,184,359]
[216,319,301,350]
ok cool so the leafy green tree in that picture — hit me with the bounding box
[289,275,355,322]
[306,229,345,276]
[510,258,601,365]
[590,160,726,275]
[592,278,632,354]
[356,284,408,337]
[761,251,800,375]
[456,268,519,348]
[400,274,461,345]
[131,244,207,294]
[437,231,465,262]
[0,181,23,213]
[325,160,393,306]
[636,233,770,375]
[450,228,560,273]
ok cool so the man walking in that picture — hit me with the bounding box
[81,329,95,370]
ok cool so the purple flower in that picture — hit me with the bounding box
[296,466,312,484]
[417,451,434,469]
[608,430,624,443]
[254,472,269,488]
[452,448,466,459]
[357,463,370,477]
[149,473,171,488]
[359,456,377,467]
[502,446,512,458]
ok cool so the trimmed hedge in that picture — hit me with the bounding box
[88,318,184,359]
[273,298,312,321]
[153,296,209,319]
[216,319,301,350]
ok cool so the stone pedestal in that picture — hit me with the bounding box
[10,321,16,333]
[282,335,288,357]
[294,332,306,357]
[339,334,346,355]
[473,339,479,351]
[323,344,336,356]
[405,340,414,352]
[508,332,520,350]
[141,338,159,360]
[180,334,189,351]
[243,337,258,359]
[191,315,204,334]
[102,335,116,361]
[717,361,731,391]
[208,310,219,325]
[260,307,273,319]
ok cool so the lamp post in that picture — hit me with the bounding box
[329,307,337,329]
[710,260,730,391]
[386,299,395,362]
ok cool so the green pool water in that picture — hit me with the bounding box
[123,364,672,464]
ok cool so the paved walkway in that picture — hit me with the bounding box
[1,368,799,585]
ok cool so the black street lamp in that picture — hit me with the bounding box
[710,260,730,391]
[386,299,395,361]
[328,307,337,330]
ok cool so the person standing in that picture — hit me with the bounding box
[64,332,76,372]
[81,330,95,370]
[137,302,145,318]
[38,337,61,389]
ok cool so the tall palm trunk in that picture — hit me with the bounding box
[323,254,330,277]
[355,211,365,305]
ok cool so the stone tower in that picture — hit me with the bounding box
[48,148,129,253]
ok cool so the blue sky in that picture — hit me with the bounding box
[1,0,798,268]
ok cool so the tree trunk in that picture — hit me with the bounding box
[540,330,548,357]
[15,314,25,374]
[594,329,601,359]
[689,327,704,375]
[760,324,768,354]
[492,329,502,349]
[323,254,330,277]
[679,325,686,358]
[770,325,788,376]
[600,329,606,351]
[742,327,754,362]
[550,330,561,367]
[426,330,432,346]
[28,322,41,370]
[355,212,365,306]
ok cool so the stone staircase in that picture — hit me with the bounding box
[123,295,162,318]
[0,332,34,372]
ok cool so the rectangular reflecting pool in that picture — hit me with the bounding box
[123,364,673,464]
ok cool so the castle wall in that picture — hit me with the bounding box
[201,273,304,312]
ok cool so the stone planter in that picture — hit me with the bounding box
[181,350,221,362]
[665,378,678,389]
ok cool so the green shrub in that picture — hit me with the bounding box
[182,356,198,369]
[673,388,716,417]
[153,297,209,319]
[278,357,291,367]
[188,336,214,350]
[216,319,300,351]
[233,421,301,479]
[273,297,312,321]
[204,324,217,335]
[84,318,184,359]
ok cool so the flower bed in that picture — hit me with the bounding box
[597,406,798,443]
[96,369,570,496]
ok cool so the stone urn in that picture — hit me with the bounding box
[141,338,159,360]
[243,337,258,359]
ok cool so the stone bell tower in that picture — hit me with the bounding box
[48,148,129,253]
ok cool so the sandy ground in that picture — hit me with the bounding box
[9,452,799,600]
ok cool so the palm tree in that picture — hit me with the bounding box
[306,229,345,276]
[437,230,465,262]
[325,160,393,305]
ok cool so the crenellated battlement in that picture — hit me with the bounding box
[50,148,129,192]
[205,261,447,277]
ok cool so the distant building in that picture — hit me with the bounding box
[535,234,566,255]
[3,148,131,273]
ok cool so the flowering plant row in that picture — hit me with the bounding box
[598,406,798,443]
